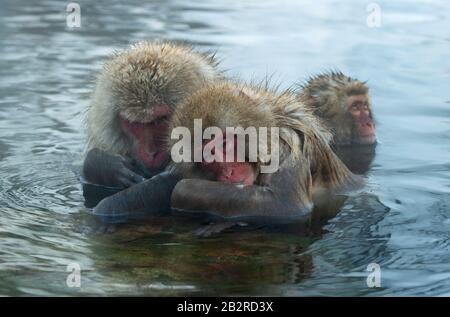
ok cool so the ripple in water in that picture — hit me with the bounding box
[0,0,449,296]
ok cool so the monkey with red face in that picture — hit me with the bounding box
[298,71,376,146]
[82,41,221,206]
[93,81,361,226]
[297,71,377,174]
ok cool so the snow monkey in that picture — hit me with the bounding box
[93,81,361,226]
[82,41,221,197]
[298,71,376,146]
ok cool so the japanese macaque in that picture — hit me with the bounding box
[82,41,220,195]
[298,71,376,146]
[93,81,361,226]
[169,82,361,222]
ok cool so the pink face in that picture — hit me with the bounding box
[120,105,171,169]
[201,134,257,186]
[346,95,376,145]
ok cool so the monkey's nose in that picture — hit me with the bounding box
[151,105,171,119]
[360,121,373,128]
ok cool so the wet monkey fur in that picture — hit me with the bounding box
[93,81,361,226]
[169,82,360,221]
[298,71,376,146]
[82,41,221,196]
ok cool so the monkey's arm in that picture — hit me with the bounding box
[171,156,314,224]
[93,171,181,223]
[82,148,146,188]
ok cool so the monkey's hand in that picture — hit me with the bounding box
[82,148,146,189]
[92,171,181,223]
[171,179,312,225]
[171,153,314,225]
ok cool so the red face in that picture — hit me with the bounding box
[120,105,170,169]
[201,134,257,186]
[347,95,376,145]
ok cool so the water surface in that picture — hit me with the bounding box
[0,0,449,296]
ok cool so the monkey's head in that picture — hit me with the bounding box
[168,82,279,186]
[87,41,219,170]
[299,71,376,146]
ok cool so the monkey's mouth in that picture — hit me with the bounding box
[137,146,169,169]
[205,162,257,186]
[357,135,377,145]
[121,116,170,169]
[356,133,376,145]
[356,123,376,144]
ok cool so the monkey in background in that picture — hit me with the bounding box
[297,71,377,174]
[82,41,221,205]
[298,71,376,146]
[93,81,361,228]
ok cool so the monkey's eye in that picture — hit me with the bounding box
[362,104,369,110]
[351,104,359,111]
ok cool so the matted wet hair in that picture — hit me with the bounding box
[298,70,369,111]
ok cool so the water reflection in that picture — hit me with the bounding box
[282,193,391,296]
[87,219,315,296]
[0,0,449,296]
